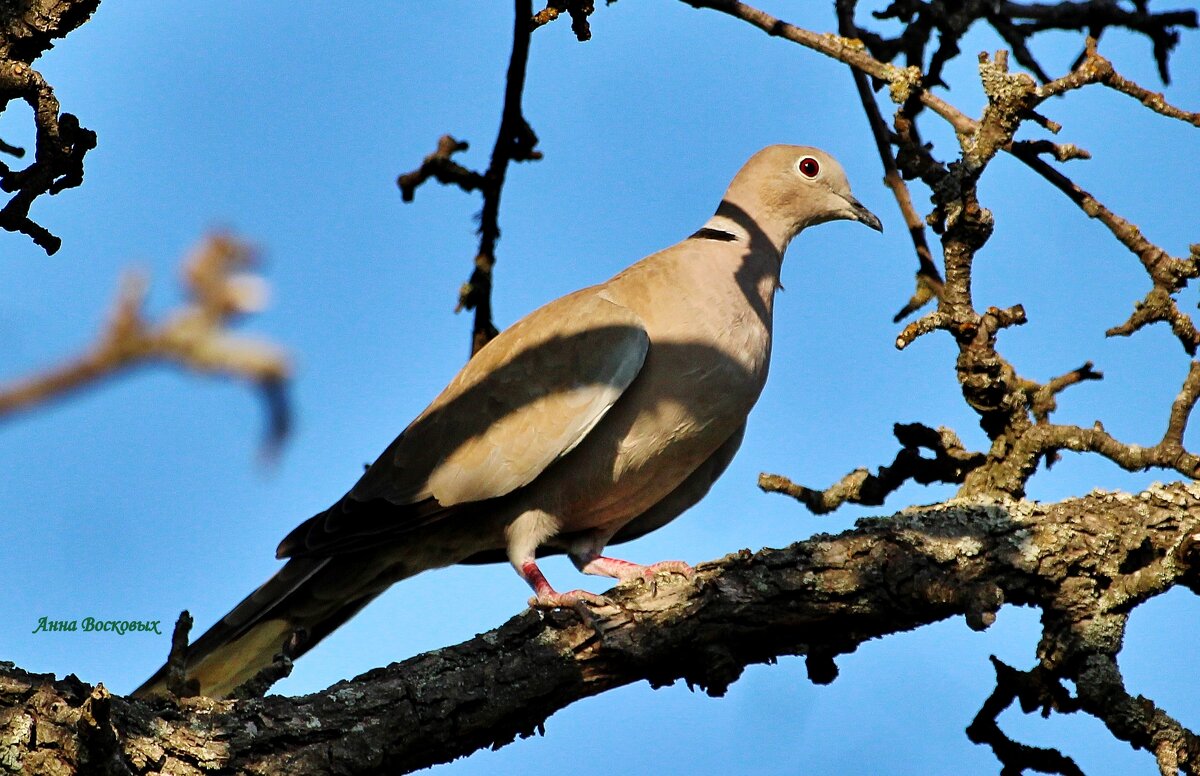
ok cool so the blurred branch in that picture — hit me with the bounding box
[0,0,102,254]
[397,0,543,357]
[8,484,1200,773]
[0,234,291,453]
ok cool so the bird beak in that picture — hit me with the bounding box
[843,195,883,232]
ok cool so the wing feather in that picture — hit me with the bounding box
[356,289,648,507]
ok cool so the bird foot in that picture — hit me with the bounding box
[578,556,694,585]
[521,561,610,609]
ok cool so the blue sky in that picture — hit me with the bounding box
[1,2,1198,773]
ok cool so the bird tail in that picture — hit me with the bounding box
[132,556,381,699]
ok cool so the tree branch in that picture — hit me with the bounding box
[697,0,1200,500]
[396,0,543,357]
[6,484,1200,773]
[966,657,1085,776]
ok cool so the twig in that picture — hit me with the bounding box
[966,657,1085,776]
[461,0,542,355]
[532,0,596,40]
[759,423,984,513]
[396,135,485,202]
[682,0,976,132]
[836,2,943,323]
[1029,361,1103,424]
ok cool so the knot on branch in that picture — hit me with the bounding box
[804,650,839,685]
[676,644,745,697]
[503,116,542,164]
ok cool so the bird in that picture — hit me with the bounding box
[134,145,882,699]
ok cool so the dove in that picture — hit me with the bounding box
[134,145,882,698]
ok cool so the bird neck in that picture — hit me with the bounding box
[692,210,784,328]
[711,198,795,257]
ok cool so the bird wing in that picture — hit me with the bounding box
[278,288,649,557]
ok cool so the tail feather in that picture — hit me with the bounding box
[132,556,381,699]
[133,507,496,699]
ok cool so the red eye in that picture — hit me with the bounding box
[798,157,820,178]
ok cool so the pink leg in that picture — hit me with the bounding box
[519,560,608,608]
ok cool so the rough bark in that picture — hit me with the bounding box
[4,482,1200,775]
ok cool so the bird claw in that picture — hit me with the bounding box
[528,589,610,609]
[629,560,694,596]
[639,560,695,582]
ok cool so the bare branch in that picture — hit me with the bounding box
[532,0,596,40]
[395,135,485,202]
[1029,361,1103,424]
[966,657,1085,776]
[0,0,102,254]
[397,0,542,356]
[1075,653,1200,775]
[683,0,977,132]
[836,7,944,323]
[759,422,984,513]
[855,0,1197,85]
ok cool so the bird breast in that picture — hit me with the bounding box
[527,249,777,532]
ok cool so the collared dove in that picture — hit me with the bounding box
[134,145,881,699]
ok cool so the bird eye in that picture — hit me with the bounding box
[798,157,820,178]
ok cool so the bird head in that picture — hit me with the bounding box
[720,145,882,251]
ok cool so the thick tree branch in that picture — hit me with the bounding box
[6,484,1200,774]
